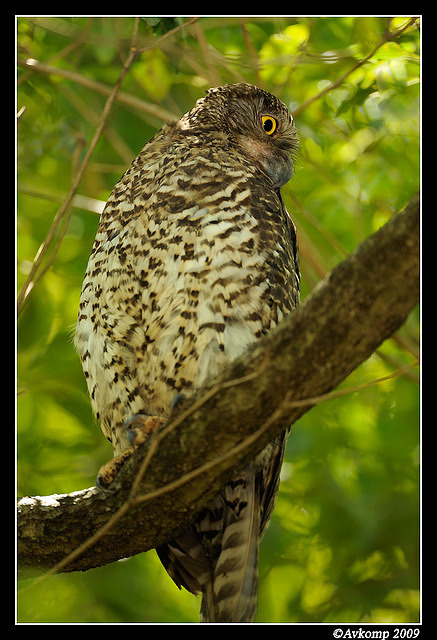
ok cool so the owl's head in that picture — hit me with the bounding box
[178,83,299,189]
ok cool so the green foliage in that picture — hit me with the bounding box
[17,17,420,623]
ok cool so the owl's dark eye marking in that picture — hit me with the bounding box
[261,115,277,135]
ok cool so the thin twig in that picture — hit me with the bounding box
[293,17,418,119]
[240,19,262,88]
[17,18,141,316]
[192,20,221,87]
[17,17,93,87]
[17,57,178,122]
[135,16,199,54]
[282,359,419,408]
[26,137,86,293]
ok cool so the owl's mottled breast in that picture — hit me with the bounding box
[75,82,299,455]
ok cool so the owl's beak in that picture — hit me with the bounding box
[263,154,294,189]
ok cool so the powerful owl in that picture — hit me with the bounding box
[75,83,299,622]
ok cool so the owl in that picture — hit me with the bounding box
[75,83,299,622]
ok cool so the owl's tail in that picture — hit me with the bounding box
[200,468,260,623]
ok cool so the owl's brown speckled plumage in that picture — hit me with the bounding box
[75,83,299,622]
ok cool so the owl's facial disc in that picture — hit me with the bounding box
[178,84,298,189]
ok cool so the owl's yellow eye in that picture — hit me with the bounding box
[261,115,278,135]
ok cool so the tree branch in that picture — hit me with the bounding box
[17,193,420,580]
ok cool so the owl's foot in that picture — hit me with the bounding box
[124,413,166,447]
[96,448,134,491]
[96,414,166,491]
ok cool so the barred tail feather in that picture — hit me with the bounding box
[200,468,260,623]
[156,437,287,623]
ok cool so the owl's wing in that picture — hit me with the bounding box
[259,431,289,538]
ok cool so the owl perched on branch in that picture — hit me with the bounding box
[75,83,300,622]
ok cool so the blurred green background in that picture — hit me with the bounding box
[17,16,420,623]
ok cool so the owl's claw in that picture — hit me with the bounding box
[124,413,166,447]
[96,448,133,491]
[96,414,166,490]
[170,393,187,414]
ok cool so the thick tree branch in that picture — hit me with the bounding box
[17,193,420,580]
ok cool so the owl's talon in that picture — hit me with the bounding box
[170,393,187,414]
[96,415,165,490]
[96,448,134,490]
[124,413,166,448]
[96,473,116,493]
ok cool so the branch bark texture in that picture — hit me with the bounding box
[17,194,420,579]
